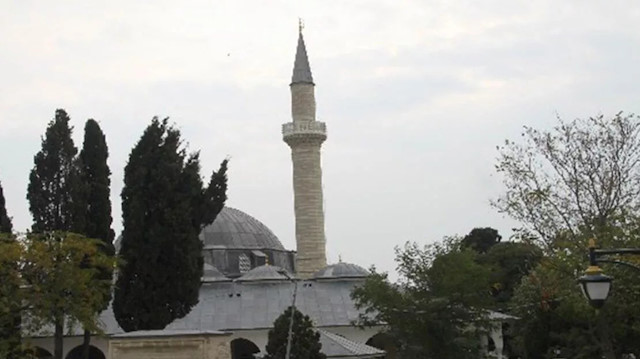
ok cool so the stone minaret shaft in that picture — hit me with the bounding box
[282,30,327,278]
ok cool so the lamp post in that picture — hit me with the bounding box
[278,269,298,359]
[579,239,640,308]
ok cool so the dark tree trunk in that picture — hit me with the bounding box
[82,329,91,359]
[54,317,64,359]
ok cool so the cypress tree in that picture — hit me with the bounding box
[26,109,80,359]
[0,181,12,233]
[265,306,326,359]
[27,109,78,233]
[114,117,228,331]
[0,181,20,359]
[75,119,114,359]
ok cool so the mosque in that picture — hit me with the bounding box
[27,28,509,359]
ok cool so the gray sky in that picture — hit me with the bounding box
[1,1,639,277]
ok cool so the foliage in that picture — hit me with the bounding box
[461,227,502,254]
[480,241,543,309]
[73,119,114,253]
[352,241,492,359]
[493,112,640,249]
[508,232,640,359]
[0,235,22,359]
[0,232,115,359]
[73,119,114,359]
[27,109,78,233]
[493,113,640,358]
[114,117,228,331]
[265,306,326,359]
[0,182,12,233]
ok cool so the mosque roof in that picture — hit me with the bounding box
[313,262,369,280]
[319,330,386,358]
[236,265,291,282]
[291,31,314,84]
[200,207,285,251]
[61,279,369,336]
[202,262,231,282]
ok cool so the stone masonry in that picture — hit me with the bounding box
[283,30,328,278]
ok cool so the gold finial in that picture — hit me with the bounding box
[589,238,596,249]
[298,18,304,34]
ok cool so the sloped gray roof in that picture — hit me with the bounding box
[203,262,231,282]
[81,279,366,335]
[291,32,314,84]
[236,265,291,282]
[319,330,386,358]
[199,207,285,250]
[313,263,369,280]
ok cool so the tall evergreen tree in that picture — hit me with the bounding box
[265,306,326,359]
[74,119,114,359]
[27,109,78,233]
[0,181,12,233]
[0,182,20,359]
[74,119,114,250]
[114,117,228,331]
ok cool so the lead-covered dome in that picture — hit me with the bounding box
[312,262,369,280]
[236,265,292,282]
[200,207,285,250]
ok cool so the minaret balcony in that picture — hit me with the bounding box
[282,121,327,142]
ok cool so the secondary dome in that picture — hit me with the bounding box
[200,207,285,250]
[236,265,291,282]
[312,262,369,280]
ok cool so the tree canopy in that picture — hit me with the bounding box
[74,119,114,250]
[0,232,114,359]
[0,181,12,233]
[27,109,78,233]
[265,306,325,359]
[114,117,228,332]
[352,240,492,359]
[460,227,501,253]
[493,112,640,249]
[494,112,640,359]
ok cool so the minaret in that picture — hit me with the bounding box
[282,24,328,278]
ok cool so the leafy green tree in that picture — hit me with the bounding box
[265,306,325,359]
[493,112,640,249]
[352,240,492,359]
[461,227,501,254]
[480,241,542,308]
[74,119,114,359]
[6,232,114,359]
[0,227,22,359]
[494,113,640,358]
[114,117,228,331]
[27,109,78,233]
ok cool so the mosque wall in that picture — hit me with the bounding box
[108,333,231,359]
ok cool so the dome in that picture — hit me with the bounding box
[200,207,285,250]
[202,263,230,282]
[312,262,369,280]
[236,265,292,282]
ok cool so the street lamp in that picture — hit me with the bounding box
[579,239,640,308]
[278,269,297,359]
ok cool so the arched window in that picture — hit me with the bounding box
[29,347,53,359]
[65,345,106,359]
[366,333,394,359]
[231,338,260,359]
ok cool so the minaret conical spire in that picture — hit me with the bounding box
[291,24,314,85]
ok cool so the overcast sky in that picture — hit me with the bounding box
[1,1,639,277]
